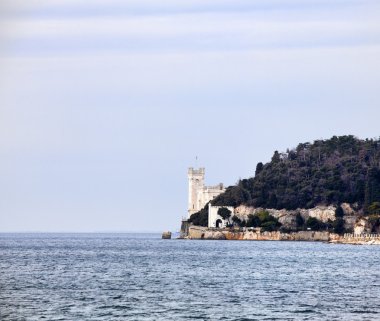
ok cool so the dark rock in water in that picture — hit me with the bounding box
[162,231,171,239]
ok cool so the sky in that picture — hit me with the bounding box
[0,0,380,232]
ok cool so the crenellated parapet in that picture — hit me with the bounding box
[203,183,224,191]
[188,167,205,175]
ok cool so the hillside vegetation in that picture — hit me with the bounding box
[189,135,380,227]
[213,135,380,210]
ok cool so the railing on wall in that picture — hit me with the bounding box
[343,233,380,239]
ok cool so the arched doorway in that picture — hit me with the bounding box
[216,219,222,228]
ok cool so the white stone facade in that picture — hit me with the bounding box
[208,204,234,228]
[187,167,226,218]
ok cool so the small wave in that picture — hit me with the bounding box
[293,309,315,313]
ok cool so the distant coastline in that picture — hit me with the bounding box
[183,136,380,243]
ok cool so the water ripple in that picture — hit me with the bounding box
[0,234,379,320]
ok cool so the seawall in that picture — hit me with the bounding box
[330,233,380,245]
[187,226,329,241]
[186,226,380,244]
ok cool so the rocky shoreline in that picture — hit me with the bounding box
[182,226,380,245]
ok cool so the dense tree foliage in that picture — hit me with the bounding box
[232,215,244,226]
[335,205,344,218]
[364,168,380,210]
[368,202,380,215]
[296,213,305,229]
[246,210,281,232]
[306,217,326,230]
[368,214,380,232]
[188,206,208,226]
[333,217,345,234]
[212,136,380,212]
[217,207,232,220]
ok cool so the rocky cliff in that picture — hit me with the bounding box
[234,203,361,231]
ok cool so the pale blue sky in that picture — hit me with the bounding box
[0,0,379,232]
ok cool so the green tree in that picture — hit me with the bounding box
[368,202,380,215]
[246,214,260,227]
[218,207,232,220]
[261,221,278,232]
[188,206,208,226]
[271,150,280,163]
[335,205,344,218]
[333,217,345,234]
[255,162,264,176]
[365,167,380,210]
[368,214,380,232]
[306,217,326,230]
[231,215,242,226]
[296,213,305,229]
[246,211,281,231]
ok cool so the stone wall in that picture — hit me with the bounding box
[331,233,380,245]
[186,226,380,244]
[187,226,330,241]
[187,225,207,239]
[344,233,380,240]
[290,231,330,241]
[180,220,190,238]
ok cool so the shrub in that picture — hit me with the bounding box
[306,217,326,230]
[333,217,345,234]
[368,202,380,215]
[279,226,292,233]
[246,210,281,231]
[231,215,242,226]
[335,206,344,218]
[295,213,305,229]
[188,206,208,227]
[218,207,232,220]
[261,221,280,232]
[368,214,380,232]
[246,214,260,227]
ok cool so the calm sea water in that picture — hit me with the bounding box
[0,233,379,321]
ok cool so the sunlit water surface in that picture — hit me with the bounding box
[0,233,379,320]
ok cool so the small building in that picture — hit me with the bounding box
[208,204,235,228]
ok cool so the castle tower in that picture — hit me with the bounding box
[188,167,205,218]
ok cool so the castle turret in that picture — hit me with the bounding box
[188,167,205,218]
[187,167,227,219]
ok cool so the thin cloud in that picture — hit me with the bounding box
[3,0,378,18]
[1,12,380,56]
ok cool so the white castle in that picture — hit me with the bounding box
[187,167,233,228]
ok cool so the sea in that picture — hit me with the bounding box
[0,233,379,321]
